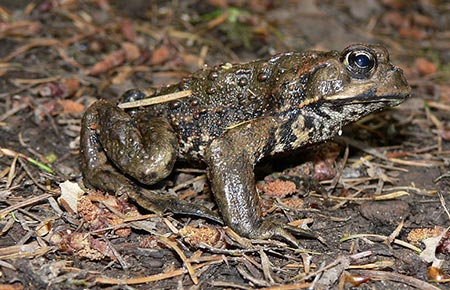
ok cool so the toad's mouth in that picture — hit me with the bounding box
[297,87,410,110]
[323,87,410,105]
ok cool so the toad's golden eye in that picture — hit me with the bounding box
[343,48,377,79]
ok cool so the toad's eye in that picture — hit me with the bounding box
[343,49,376,79]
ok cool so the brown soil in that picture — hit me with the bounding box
[0,1,449,289]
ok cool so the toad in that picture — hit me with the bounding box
[80,44,410,246]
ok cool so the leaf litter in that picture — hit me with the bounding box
[0,0,449,289]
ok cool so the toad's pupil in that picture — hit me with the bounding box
[355,54,370,68]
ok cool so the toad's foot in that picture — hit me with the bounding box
[247,219,320,248]
[127,187,222,224]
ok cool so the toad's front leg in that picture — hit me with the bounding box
[205,117,317,247]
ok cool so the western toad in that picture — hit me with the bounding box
[80,44,410,246]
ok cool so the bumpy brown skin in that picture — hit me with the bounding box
[80,44,410,246]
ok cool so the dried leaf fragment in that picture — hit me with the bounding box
[77,191,139,237]
[38,78,80,98]
[58,99,85,114]
[58,180,84,214]
[51,231,113,261]
[415,57,437,76]
[407,227,444,246]
[262,179,297,197]
[87,49,126,76]
[344,272,371,286]
[179,225,222,247]
[0,20,42,36]
[428,266,450,281]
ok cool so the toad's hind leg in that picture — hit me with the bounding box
[80,100,177,186]
[80,100,220,222]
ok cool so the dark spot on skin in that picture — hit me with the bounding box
[308,103,330,119]
[261,128,278,156]
[330,104,343,113]
[299,74,309,85]
[143,172,158,183]
[178,79,187,90]
[277,116,300,149]
[206,87,216,95]
[238,77,248,86]
[238,99,247,106]
[283,142,293,151]
[257,72,269,82]
[303,115,315,129]
[208,122,223,138]
[215,106,225,114]
[285,133,297,145]
[191,137,202,153]
[190,99,199,106]
[169,101,181,110]
[279,127,293,146]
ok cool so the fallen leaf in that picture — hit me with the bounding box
[415,57,437,76]
[59,99,85,114]
[262,179,297,197]
[78,192,138,237]
[0,21,42,36]
[151,44,173,65]
[407,227,443,246]
[428,266,450,281]
[420,230,446,263]
[52,231,114,261]
[179,225,222,247]
[399,27,427,40]
[88,49,126,76]
[121,42,140,62]
[120,18,136,41]
[58,180,84,214]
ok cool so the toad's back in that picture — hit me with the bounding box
[138,51,337,159]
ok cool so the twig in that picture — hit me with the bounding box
[341,137,443,167]
[329,144,349,195]
[0,147,54,174]
[340,233,421,253]
[0,103,28,122]
[95,260,222,285]
[352,270,441,290]
[0,193,51,219]
[313,191,409,202]
[172,174,207,192]
[438,192,450,221]
[158,236,198,284]
[118,90,192,108]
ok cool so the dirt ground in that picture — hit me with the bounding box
[0,0,449,289]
